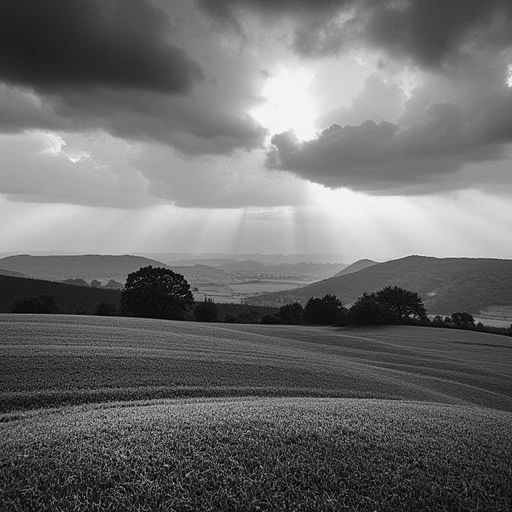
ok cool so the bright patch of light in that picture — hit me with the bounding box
[507,64,512,88]
[39,131,89,163]
[41,132,65,155]
[250,67,318,141]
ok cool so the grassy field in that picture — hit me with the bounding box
[2,314,512,510]
[2,314,512,412]
[2,398,511,511]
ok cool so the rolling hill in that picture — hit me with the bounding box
[248,255,512,314]
[334,258,378,277]
[2,315,511,412]
[0,275,121,314]
[0,254,171,282]
[0,268,26,278]
[0,254,234,286]
[2,315,511,510]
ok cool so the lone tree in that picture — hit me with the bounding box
[121,266,194,320]
[374,286,427,322]
[304,295,346,325]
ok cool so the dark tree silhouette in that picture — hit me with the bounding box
[374,286,427,322]
[121,266,194,320]
[261,314,282,324]
[11,294,58,314]
[95,302,118,316]
[451,312,475,328]
[349,293,391,325]
[304,295,346,325]
[194,299,218,322]
[278,302,304,324]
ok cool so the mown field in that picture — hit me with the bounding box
[2,314,512,412]
[2,315,512,510]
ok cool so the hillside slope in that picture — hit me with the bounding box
[1,315,511,412]
[334,258,378,277]
[0,275,121,314]
[248,255,512,314]
[0,254,171,282]
[0,268,26,278]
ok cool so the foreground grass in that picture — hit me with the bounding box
[2,314,512,412]
[1,398,511,511]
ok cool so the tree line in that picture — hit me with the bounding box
[8,265,512,336]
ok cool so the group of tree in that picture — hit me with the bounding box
[261,286,427,326]
[7,265,511,337]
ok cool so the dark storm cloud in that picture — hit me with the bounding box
[0,0,204,93]
[0,85,65,134]
[266,85,512,193]
[199,0,512,67]
[0,1,267,155]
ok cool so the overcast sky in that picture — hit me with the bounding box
[1,0,511,261]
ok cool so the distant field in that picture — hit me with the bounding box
[192,279,306,303]
[2,315,512,510]
[2,314,512,412]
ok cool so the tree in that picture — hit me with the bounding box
[120,266,194,320]
[349,293,391,325]
[374,286,427,322]
[303,295,346,325]
[431,315,445,326]
[194,299,218,322]
[95,302,118,316]
[278,302,304,325]
[451,312,475,328]
[11,294,58,314]
[261,314,282,324]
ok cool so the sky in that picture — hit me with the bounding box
[0,0,511,262]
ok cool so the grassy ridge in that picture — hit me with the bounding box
[1,398,511,511]
[2,314,512,412]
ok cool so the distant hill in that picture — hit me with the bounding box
[166,258,239,267]
[219,260,268,273]
[171,264,231,284]
[247,256,512,315]
[0,275,121,314]
[138,253,348,265]
[0,268,26,278]
[334,259,378,277]
[0,255,171,282]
